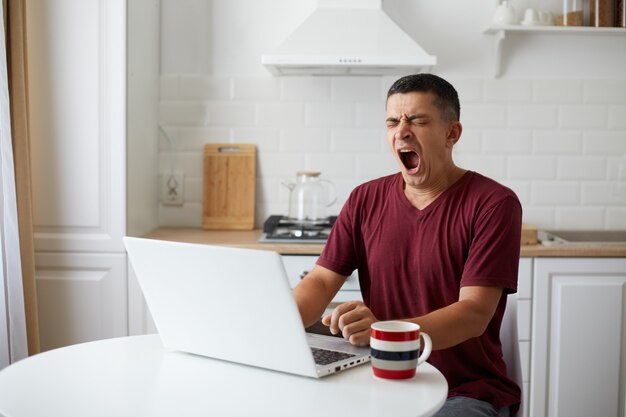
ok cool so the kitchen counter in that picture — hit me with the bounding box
[144,228,626,257]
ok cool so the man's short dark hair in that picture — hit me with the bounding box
[386,74,460,122]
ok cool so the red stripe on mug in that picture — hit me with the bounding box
[372,367,417,380]
[371,329,419,342]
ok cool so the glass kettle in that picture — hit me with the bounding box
[282,172,337,222]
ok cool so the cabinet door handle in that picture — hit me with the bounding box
[300,270,309,280]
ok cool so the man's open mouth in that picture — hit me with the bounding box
[399,149,420,171]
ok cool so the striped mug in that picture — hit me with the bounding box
[370,321,432,379]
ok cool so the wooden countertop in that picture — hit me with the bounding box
[144,228,626,257]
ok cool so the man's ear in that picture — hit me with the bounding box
[446,122,462,147]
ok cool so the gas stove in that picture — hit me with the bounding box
[259,215,336,243]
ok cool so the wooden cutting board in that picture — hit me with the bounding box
[202,144,256,230]
[521,223,538,245]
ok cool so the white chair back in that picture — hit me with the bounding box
[500,294,524,417]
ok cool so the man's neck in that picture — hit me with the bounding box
[403,167,467,210]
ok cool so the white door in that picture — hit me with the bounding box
[26,0,127,350]
[35,253,127,351]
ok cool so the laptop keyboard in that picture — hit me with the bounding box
[311,347,356,365]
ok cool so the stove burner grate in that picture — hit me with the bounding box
[261,215,336,242]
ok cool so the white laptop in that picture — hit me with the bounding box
[123,236,370,378]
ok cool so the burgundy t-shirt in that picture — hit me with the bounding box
[317,171,522,412]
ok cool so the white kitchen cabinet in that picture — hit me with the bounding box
[531,258,626,417]
[281,255,362,305]
[26,0,130,350]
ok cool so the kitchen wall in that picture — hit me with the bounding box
[157,0,626,230]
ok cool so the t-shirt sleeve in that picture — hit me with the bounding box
[316,192,360,277]
[461,194,522,293]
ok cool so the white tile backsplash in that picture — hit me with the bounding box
[509,104,558,129]
[355,103,386,128]
[158,75,626,230]
[522,207,556,229]
[330,128,383,153]
[500,180,531,207]
[461,104,508,128]
[451,79,483,103]
[232,127,280,152]
[184,177,203,203]
[608,155,626,181]
[453,129,482,154]
[581,182,626,206]
[455,155,507,179]
[255,102,304,128]
[256,178,281,204]
[281,77,331,102]
[555,207,606,229]
[483,80,532,103]
[304,154,356,179]
[532,182,580,205]
[180,76,232,100]
[607,208,626,228]
[532,130,582,155]
[608,106,626,129]
[558,157,607,180]
[159,202,202,227]
[160,152,203,178]
[305,102,355,128]
[583,131,626,155]
[175,127,232,150]
[507,156,557,180]
[206,102,257,127]
[233,78,279,101]
[257,153,305,178]
[533,80,583,104]
[559,105,607,129]
[483,130,532,154]
[584,80,626,104]
[330,77,382,102]
[279,128,330,152]
[355,153,397,180]
[159,101,210,125]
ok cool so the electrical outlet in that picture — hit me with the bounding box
[161,172,184,206]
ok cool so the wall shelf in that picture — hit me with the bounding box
[484,25,626,77]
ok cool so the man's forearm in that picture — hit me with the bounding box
[292,267,346,327]
[293,277,334,327]
[409,286,503,350]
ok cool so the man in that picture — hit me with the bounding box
[293,74,522,417]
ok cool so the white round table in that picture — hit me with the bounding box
[0,335,448,417]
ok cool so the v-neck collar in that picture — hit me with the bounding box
[394,171,473,216]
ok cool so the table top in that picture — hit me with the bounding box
[0,334,448,417]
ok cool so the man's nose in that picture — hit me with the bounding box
[395,119,412,139]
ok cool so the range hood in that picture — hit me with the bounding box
[262,0,436,76]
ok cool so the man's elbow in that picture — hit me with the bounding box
[464,304,497,339]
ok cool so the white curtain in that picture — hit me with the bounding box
[0,4,28,369]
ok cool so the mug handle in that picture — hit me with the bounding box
[417,332,432,366]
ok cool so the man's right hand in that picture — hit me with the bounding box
[322,301,377,347]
